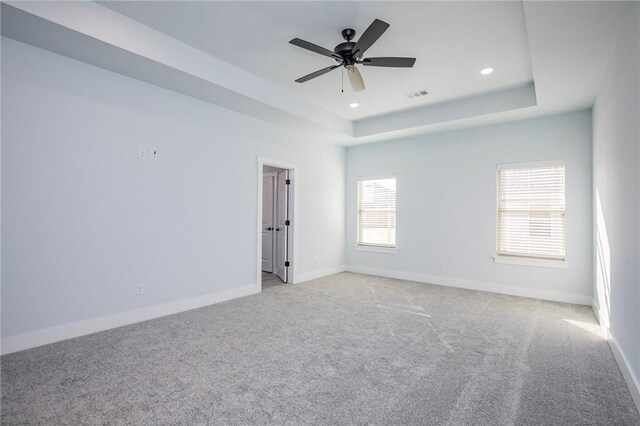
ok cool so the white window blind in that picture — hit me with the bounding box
[497,163,565,260]
[358,177,396,247]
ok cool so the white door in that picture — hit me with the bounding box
[275,170,289,283]
[261,174,276,272]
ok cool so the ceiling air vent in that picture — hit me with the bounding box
[405,89,428,99]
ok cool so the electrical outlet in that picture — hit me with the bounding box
[139,148,147,160]
[152,149,159,161]
[136,283,144,295]
[439,260,445,269]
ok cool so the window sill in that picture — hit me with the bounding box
[493,255,567,269]
[356,245,397,254]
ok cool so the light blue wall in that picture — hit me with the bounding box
[1,38,346,338]
[346,111,593,302]
[593,3,640,402]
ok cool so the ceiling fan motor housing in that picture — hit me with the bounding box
[334,28,358,65]
[334,41,357,64]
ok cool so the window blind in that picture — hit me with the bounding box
[358,177,396,247]
[497,164,565,260]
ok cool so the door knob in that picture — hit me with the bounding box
[265,227,273,231]
[276,228,280,231]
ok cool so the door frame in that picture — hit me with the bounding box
[256,157,297,288]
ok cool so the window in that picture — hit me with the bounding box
[497,162,565,261]
[357,177,396,248]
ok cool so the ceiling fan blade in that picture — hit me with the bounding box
[351,19,390,58]
[295,65,340,83]
[347,66,365,92]
[290,38,341,60]
[362,57,416,68]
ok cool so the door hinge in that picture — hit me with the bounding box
[285,179,291,185]
[285,220,290,226]
[285,261,290,267]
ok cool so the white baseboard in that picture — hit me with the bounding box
[590,299,610,338]
[294,265,346,284]
[608,331,640,412]
[1,283,259,355]
[345,265,592,305]
[591,302,640,412]
[591,299,601,322]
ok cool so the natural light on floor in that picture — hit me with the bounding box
[564,319,608,339]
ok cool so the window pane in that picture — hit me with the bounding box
[497,165,565,260]
[358,178,396,247]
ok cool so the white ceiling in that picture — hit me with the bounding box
[2,1,634,146]
[100,1,534,121]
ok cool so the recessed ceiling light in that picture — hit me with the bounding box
[349,102,360,108]
[480,67,494,75]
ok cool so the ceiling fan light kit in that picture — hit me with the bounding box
[290,19,416,92]
[346,65,365,92]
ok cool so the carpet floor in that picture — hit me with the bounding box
[2,272,639,425]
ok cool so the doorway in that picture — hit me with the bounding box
[257,158,296,289]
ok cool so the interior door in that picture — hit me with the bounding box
[275,170,289,283]
[261,174,275,272]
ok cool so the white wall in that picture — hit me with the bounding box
[1,38,345,343]
[592,3,640,406]
[346,111,593,304]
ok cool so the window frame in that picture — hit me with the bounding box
[495,160,566,266]
[356,175,397,252]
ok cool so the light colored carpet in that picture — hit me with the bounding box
[2,272,639,425]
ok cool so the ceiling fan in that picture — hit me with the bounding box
[290,19,416,92]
